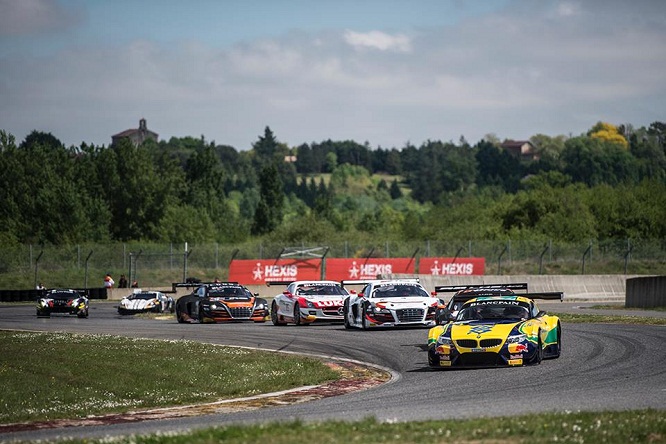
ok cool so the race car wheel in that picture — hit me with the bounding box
[271,302,286,326]
[552,322,562,359]
[428,344,441,368]
[36,310,50,318]
[529,333,543,365]
[77,309,88,318]
[293,303,302,326]
[176,307,185,323]
[198,304,209,324]
[361,303,370,330]
[343,300,352,329]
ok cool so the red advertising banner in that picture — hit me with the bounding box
[228,259,322,285]
[419,257,485,276]
[325,258,416,281]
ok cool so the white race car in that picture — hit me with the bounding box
[342,279,438,329]
[118,290,175,315]
[270,280,349,326]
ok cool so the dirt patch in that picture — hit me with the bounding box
[0,361,390,433]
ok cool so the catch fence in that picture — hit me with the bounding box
[1,239,664,288]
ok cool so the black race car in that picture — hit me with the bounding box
[36,288,89,318]
[175,282,268,323]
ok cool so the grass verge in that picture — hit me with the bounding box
[0,331,339,424]
[553,312,666,325]
[63,411,666,443]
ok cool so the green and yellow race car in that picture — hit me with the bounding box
[427,292,563,368]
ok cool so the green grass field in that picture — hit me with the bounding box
[43,411,666,444]
[0,331,339,424]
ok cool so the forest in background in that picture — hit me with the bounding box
[0,121,665,250]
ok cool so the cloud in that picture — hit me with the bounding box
[0,0,664,150]
[0,0,82,36]
[343,30,412,52]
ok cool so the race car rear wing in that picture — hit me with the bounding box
[171,282,239,290]
[341,278,420,288]
[434,283,528,293]
[522,291,564,301]
[265,281,293,287]
[449,290,564,303]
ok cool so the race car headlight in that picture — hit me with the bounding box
[437,336,453,346]
[372,305,391,314]
[210,304,218,310]
[507,334,527,344]
[255,303,266,310]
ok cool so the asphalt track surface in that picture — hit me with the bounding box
[1,301,665,442]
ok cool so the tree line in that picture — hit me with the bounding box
[0,121,664,247]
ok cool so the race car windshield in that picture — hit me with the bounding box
[132,293,158,300]
[209,287,250,299]
[372,284,429,298]
[49,292,78,299]
[457,303,529,321]
[297,285,347,296]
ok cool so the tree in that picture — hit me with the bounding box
[251,164,284,235]
[389,179,403,199]
[406,141,477,203]
[561,136,638,187]
[588,122,629,149]
[475,140,522,192]
[99,138,175,241]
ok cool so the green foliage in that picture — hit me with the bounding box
[1,122,665,247]
[561,136,639,186]
[252,164,284,235]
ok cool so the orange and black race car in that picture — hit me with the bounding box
[175,282,268,324]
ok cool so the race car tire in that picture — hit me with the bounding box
[176,307,185,323]
[427,344,441,368]
[343,300,352,329]
[552,322,562,359]
[271,302,286,326]
[361,303,370,330]
[77,310,88,318]
[198,304,209,324]
[529,333,543,365]
[293,302,302,326]
[36,310,50,318]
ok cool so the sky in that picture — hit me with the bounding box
[1,0,665,151]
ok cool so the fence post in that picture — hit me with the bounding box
[497,244,508,275]
[539,244,549,275]
[33,250,43,289]
[624,239,633,275]
[581,244,592,274]
[84,250,93,289]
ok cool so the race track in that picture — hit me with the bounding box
[1,301,665,442]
